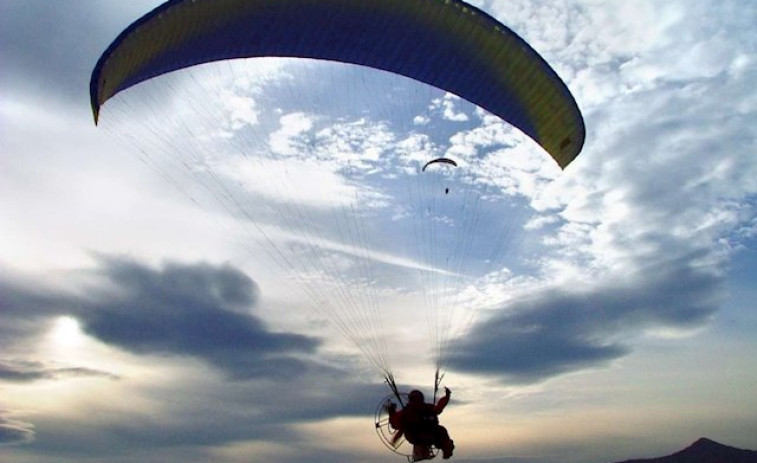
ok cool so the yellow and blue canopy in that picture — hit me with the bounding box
[90,0,585,167]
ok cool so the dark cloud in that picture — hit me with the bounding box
[104,379,383,448]
[16,364,385,457]
[1,1,156,103]
[0,257,321,380]
[0,258,387,455]
[73,256,321,380]
[0,413,34,446]
[448,253,722,383]
[0,359,118,383]
[0,273,72,349]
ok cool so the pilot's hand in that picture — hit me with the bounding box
[444,387,451,397]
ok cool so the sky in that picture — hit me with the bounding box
[2,1,757,463]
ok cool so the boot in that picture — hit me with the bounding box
[442,440,455,459]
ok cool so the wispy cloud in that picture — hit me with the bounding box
[0,360,118,383]
[0,412,34,446]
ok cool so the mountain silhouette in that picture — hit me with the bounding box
[614,437,757,463]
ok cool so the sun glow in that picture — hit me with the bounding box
[51,315,85,347]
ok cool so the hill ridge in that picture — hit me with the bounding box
[612,437,757,463]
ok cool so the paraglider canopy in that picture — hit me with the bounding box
[421,158,458,173]
[90,0,585,168]
[91,1,587,458]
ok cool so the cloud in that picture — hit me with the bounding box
[448,254,722,383]
[448,113,561,199]
[0,271,75,350]
[314,118,397,171]
[0,359,118,383]
[0,260,392,456]
[71,257,321,380]
[270,112,315,156]
[221,156,364,209]
[2,365,385,458]
[0,258,322,381]
[12,379,388,463]
[219,89,260,129]
[0,1,158,104]
[430,93,470,122]
[444,0,756,388]
[0,413,34,446]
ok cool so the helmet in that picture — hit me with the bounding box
[408,390,424,404]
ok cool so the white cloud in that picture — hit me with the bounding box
[429,93,470,122]
[393,133,439,171]
[413,115,430,125]
[220,156,359,208]
[503,0,757,287]
[270,112,315,156]
[443,112,561,198]
[219,89,259,130]
[314,118,396,172]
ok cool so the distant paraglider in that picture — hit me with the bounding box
[421,158,458,173]
[422,158,458,196]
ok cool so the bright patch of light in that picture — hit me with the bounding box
[221,156,360,208]
[51,316,84,347]
[269,112,314,156]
